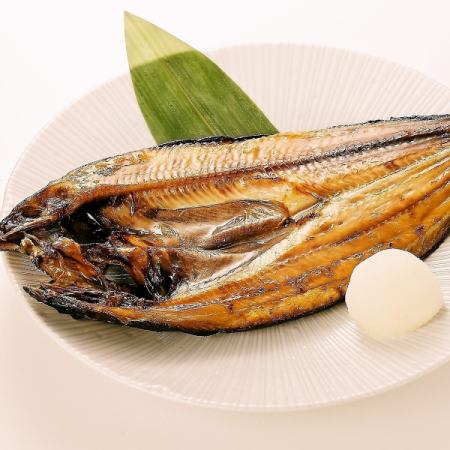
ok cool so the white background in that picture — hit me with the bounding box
[0,1,449,448]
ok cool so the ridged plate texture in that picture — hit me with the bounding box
[2,44,450,411]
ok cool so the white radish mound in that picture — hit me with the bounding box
[346,249,443,340]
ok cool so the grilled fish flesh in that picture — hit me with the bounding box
[1,115,449,334]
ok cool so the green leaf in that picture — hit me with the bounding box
[124,12,278,144]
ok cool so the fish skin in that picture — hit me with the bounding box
[1,115,450,334]
[2,114,449,238]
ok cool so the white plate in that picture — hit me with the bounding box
[2,44,450,411]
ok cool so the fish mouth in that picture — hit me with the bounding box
[1,115,450,334]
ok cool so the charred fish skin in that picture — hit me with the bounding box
[2,114,449,240]
[1,115,450,334]
[23,284,337,336]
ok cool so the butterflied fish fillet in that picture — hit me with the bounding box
[1,115,449,334]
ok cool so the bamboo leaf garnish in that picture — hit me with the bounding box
[124,12,278,144]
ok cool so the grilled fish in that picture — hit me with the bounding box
[1,115,449,334]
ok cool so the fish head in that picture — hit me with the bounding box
[0,181,79,244]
